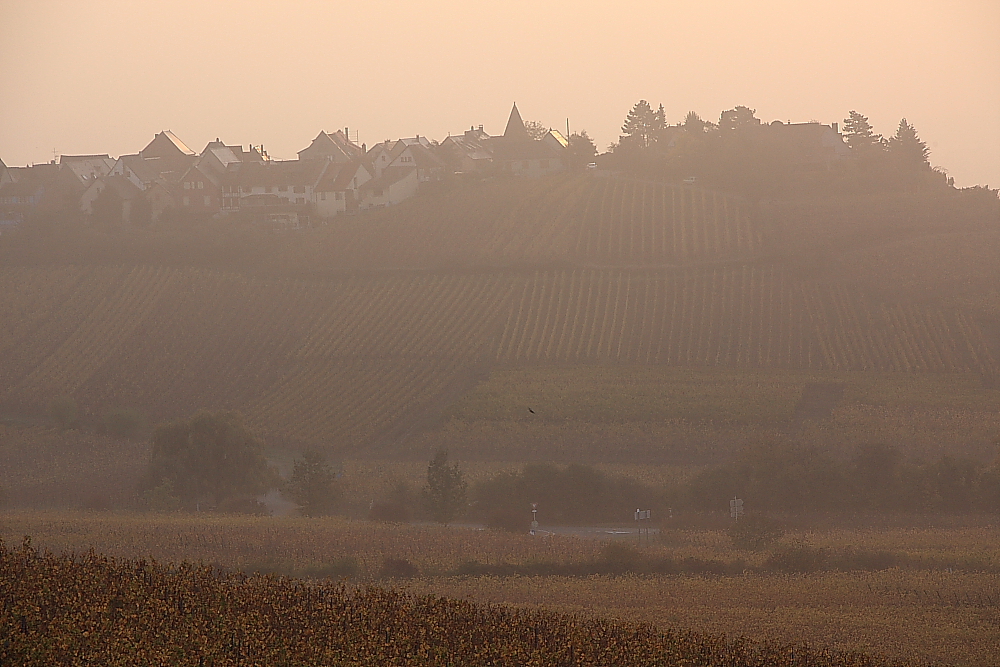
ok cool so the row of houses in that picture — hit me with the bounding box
[0,103,570,230]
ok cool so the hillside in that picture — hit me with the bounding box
[0,174,998,464]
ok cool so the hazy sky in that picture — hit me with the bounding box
[1,1,998,186]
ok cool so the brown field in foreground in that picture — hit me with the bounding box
[3,510,998,665]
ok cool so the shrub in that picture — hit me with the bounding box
[765,542,827,573]
[379,557,419,579]
[217,496,271,516]
[728,514,785,551]
[368,501,412,523]
[282,450,342,517]
[485,506,528,533]
[302,557,359,579]
[49,396,78,429]
[143,478,181,513]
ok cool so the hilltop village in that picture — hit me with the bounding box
[0,101,878,232]
[0,104,579,230]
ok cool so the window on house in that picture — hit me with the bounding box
[183,196,190,206]
[204,195,211,206]
[336,192,343,200]
[280,185,288,192]
[270,186,276,193]
[197,181,204,189]
[321,192,326,201]
[294,185,305,193]
[183,182,190,190]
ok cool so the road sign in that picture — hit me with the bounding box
[531,520,539,529]
[634,509,651,521]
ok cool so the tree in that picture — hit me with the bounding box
[621,100,657,149]
[888,118,930,168]
[523,120,549,141]
[682,110,710,134]
[842,110,884,154]
[422,448,467,524]
[283,450,342,516]
[718,105,760,133]
[566,130,598,168]
[143,410,276,507]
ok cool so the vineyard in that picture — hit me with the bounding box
[246,174,761,271]
[0,259,998,453]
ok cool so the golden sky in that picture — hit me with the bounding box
[1,0,997,186]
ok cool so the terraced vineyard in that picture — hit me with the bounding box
[271,174,757,270]
[1,257,997,453]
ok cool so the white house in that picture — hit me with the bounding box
[360,166,419,210]
[313,161,371,218]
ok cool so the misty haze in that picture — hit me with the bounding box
[1,2,999,666]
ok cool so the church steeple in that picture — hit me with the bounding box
[503,102,530,140]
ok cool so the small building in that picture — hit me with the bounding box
[222,158,330,218]
[439,127,494,172]
[359,166,419,210]
[765,121,849,170]
[313,160,371,218]
[59,154,115,187]
[297,130,363,163]
[386,142,446,182]
[80,175,141,223]
[487,103,566,177]
[177,164,222,213]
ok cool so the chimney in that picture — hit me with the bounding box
[832,122,839,133]
[362,143,367,152]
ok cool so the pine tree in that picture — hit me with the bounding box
[842,110,884,154]
[283,450,342,516]
[621,100,656,149]
[888,118,930,168]
[683,111,708,133]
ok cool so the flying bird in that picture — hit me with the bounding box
[527,408,536,414]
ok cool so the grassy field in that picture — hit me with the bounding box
[3,510,999,665]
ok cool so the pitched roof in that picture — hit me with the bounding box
[235,159,330,188]
[59,154,111,162]
[61,157,115,184]
[442,134,493,161]
[360,166,416,192]
[118,154,169,184]
[488,136,563,161]
[503,103,529,140]
[297,130,363,161]
[315,160,367,192]
[104,175,141,200]
[157,130,195,156]
[401,143,445,169]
